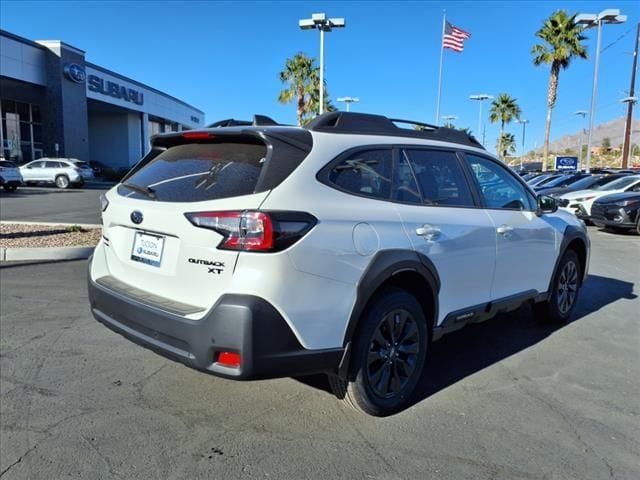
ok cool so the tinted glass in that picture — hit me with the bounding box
[600,176,640,191]
[119,141,267,202]
[73,161,91,168]
[29,161,45,168]
[567,175,602,190]
[328,149,392,200]
[393,151,421,204]
[0,161,17,168]
[466,154,535,210]
[45,161,60,168]
[403,149,474,207]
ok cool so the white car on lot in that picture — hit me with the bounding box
[0,159,23,192]
[20,157,94,188]
[558,174,640,221]
[88,112,590,416]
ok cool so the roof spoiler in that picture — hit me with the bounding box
[207,115,281,128]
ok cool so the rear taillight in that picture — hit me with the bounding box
[184,210,316,252]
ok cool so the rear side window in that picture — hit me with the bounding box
[403,149,474,207]
[119,141,267,202]
[328,149,392,200]
[45,161,61,168]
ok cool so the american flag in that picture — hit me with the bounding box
[443,21,471,53]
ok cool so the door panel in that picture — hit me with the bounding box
[463,154,558,299]
[396,148,496,325]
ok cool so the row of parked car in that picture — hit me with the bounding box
[0,157,96,191]
[520,170,640,234]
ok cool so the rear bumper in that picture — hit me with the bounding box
[87,267,343,380]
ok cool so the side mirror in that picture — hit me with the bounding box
[537,195,558,216]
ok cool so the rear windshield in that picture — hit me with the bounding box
[74,161,91,168]
[0,161,17,168]
[118,141,267,202]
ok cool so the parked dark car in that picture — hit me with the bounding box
[533,173,590,191]
[590,192,640,234]
[537,173,630,197]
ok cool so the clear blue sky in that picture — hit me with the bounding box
[1,0,638,155]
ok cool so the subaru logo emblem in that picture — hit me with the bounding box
[131,211,143,224]
[63,63,86,84]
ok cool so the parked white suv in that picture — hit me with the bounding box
[88,112,590,416]
[20,157,94,188]
[558,174,640,221]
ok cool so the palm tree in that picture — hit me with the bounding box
[278,53,319,126]
[496,132,517,158]
[532,10,587,171]
[489,93,521,161]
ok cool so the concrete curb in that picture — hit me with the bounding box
[0,221,102,228]
[0,246,95,262]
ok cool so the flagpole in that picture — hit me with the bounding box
[435,10,446,126]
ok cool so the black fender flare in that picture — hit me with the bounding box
[544,225,590,299]
[338,249,440,373]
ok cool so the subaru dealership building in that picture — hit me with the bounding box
[0,29,204,169]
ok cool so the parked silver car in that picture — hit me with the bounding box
[19,158,94,189]
[0,159,23,192]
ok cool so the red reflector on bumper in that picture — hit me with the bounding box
[218,351,241,368]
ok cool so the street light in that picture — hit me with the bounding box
[299,13,346,115]
[516,119,529,170]
[337,96,359,112]
[621,96,638,167]
[574,110,588,167]
[469,94,493,146]
[575,8,627,173]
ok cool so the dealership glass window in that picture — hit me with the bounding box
[1,100,42,163]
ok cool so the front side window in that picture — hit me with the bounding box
[402,149,474,207]
[465,154,535,210]
[327,149,392,200]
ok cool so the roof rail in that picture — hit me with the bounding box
[207,115,282,128]
[305,112,483,149]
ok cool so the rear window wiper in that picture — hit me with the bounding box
[121,182,157,200]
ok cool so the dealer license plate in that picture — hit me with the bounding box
[131,231,165,267]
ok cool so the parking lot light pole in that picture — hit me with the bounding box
[576,9,627,173]
[337,96,359,112]
[469,94,493,146]
[516,119,529,170]
[621,96,638,168]
[574,110,588,167]
[299,13,345,115]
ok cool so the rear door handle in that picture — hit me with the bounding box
[496,224,514,237]
[416,224,441,241]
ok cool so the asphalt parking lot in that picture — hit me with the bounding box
[0,185,109,225]
[0,227,639,480]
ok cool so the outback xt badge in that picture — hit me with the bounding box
[188,258,225,274]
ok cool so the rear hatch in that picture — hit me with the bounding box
[100,129,311,314]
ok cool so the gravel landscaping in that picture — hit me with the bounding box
[0,223,102,248]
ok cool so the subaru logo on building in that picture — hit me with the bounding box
[130,211,143,225]
[63,63,86,84]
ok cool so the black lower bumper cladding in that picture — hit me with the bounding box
[88,273,343,380]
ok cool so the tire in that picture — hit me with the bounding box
[3,185,17,192]
[534,249,581,324]
[329,287,429,416]
[55,175,70,189]
[636,217,640,236]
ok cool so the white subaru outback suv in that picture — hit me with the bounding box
[88,112,590,416]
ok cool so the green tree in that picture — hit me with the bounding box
[496,132,517,158]
[278,53,319,126]
[532,10,588,171]
[489,93,521,161]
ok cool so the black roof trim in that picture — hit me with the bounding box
[305,112,484,149]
